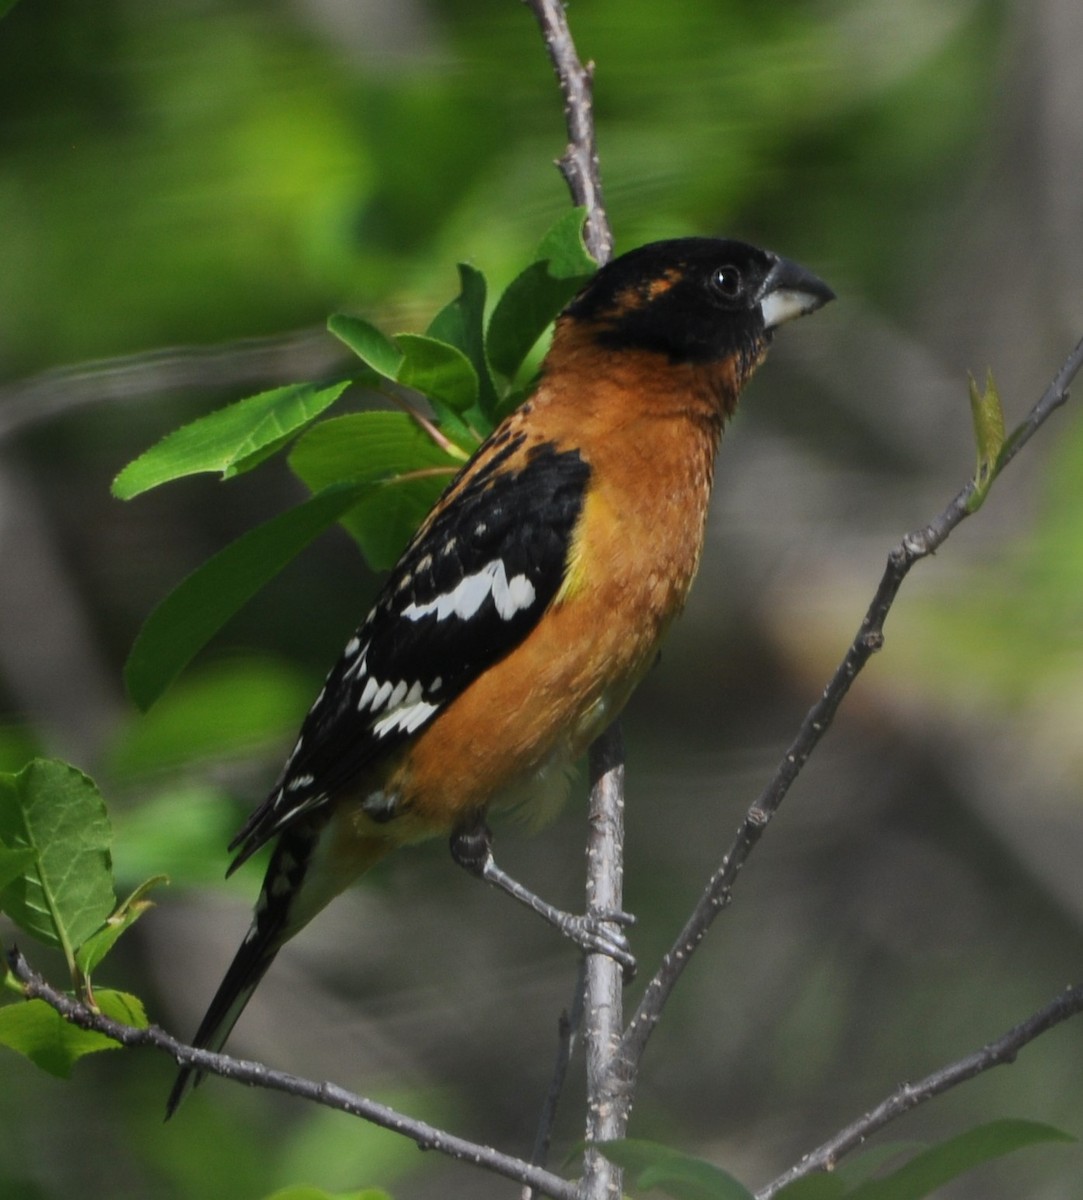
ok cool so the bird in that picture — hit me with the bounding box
[166,235,833,1116]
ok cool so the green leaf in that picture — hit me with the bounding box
[966,369,1006,512]
[0,0,22,18]
[0,761,114,966]
[0,988,146,1078]
[124,482,378,710]
[111,382,351,499]
[289,411,461,489]
[427,396,487,453]
[0,844,36,892]
[774,1177,847,1200]
[74,875,168,977]
[328,312,404,379]
[596,1140,754,1200]
[534,206,597,278]
[833,1144,924,1190]
[289,412,460,570]
[351,476,452,571]
[394,333,478,411]
[426,262,498,417]
[486,259,594,382]
[484,208,596,382]
[849,1120,1074,1200]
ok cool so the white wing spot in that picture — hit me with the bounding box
[343,650,367,682]
[401,559,535,624]
[287,773,315,791]
[344,636,362,657]
[372,698,439,738]
[358,675,379,711]
[493,568,535,621]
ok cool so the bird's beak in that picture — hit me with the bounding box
[756,254,835,330]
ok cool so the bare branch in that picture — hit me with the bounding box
[5,946,578,1200]
[523,0,613,266]
[621,330,1083,1072]
[522,962,587,1200]
[524,7,626,1199]
[757,983,1083,1198]
[581,726,633,1200]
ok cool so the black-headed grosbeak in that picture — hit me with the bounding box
[167,237,833,1114]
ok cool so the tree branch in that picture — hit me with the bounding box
[757,983,1083,1197]
[524,6,626,1199]
[5,946,578,1200]
[581,727,632,1200]
[621,330,1083,1074]
[523,0,613,266]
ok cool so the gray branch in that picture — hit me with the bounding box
[523,0,613,266]
[5,946,578,1200]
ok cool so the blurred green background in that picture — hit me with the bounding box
[2,0,1083,1197]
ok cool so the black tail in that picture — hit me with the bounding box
[164,912,284,1118]
[165,824,323,1118]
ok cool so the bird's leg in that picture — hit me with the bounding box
[450,816,637,979]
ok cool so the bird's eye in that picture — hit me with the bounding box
[709,265,742,299]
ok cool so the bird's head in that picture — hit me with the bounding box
[563,237,834,371]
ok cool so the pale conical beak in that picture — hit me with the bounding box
[756,254,835,330]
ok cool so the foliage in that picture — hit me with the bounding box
[0,760,155,1074]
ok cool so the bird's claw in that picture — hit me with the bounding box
[560,913,637,981]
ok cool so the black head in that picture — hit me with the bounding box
[564,237,834,365]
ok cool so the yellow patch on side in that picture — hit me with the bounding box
[553,486,608,606]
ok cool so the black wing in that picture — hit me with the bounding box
[229,433,590,867]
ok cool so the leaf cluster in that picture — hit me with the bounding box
[0,759,158,1075]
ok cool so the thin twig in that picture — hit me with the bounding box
[757,983,1083,1198]
[5,946,577,1200]
[523,0,613,266]
[581,727,632,1200]
[523,960,588,1200]
[621,331,1083,1075]
[525,6,624,1199]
